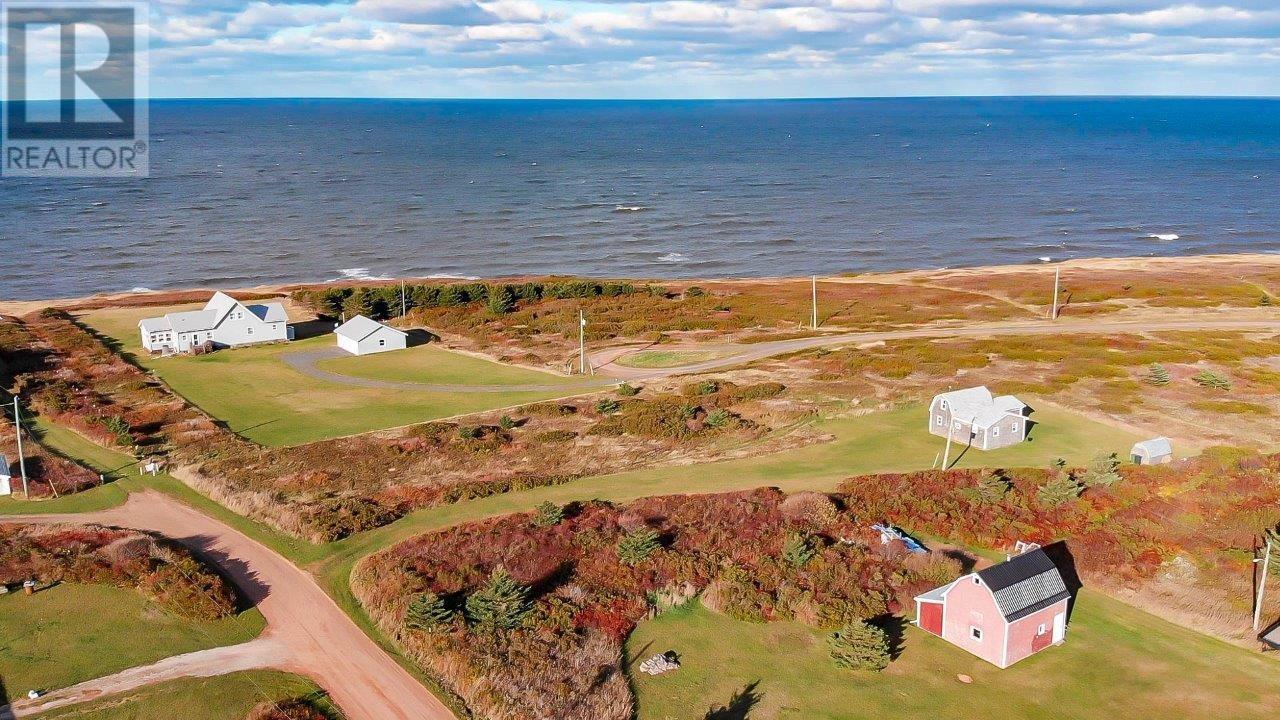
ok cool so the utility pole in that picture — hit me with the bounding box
[578,310,587,375]
[13,396,29,499]
[400,282,407,317]
[811,275,818,330]
[1255,532,1275,633]
[1050,267,1061,320]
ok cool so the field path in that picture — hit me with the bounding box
[283,346,615,391]
[6,637,288,717]
[592,317,1280,380]
[0,492,456,720]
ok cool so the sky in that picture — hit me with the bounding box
[124,0,1280,97]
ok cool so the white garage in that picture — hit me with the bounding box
[335,315,408,356]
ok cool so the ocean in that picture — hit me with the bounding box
[4,97,1279,301]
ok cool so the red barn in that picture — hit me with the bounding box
[914,546,1071,668]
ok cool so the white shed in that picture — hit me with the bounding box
[335,315,408,356]
[0,455,12,496]
[1131,437,1173,465]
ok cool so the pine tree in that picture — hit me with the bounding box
[827,621,891,671]
[617,527,661,566]
[1081,452,1122,488]
[1192,370,1232,390]
[342,288,375,319]
[533,500,564,528]
[487,284,517,315]
[1147,363,1171,386]
[465,567,529,630]
[969,469,1011,504]
[781,532,816,568]
[405,591,453,631]
[1037,460,1082,507]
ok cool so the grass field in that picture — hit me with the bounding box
[616,349,733,368]
[627,592,1280,720]
[34,671,339,720]
[0,584,265,695]
[79,305,593,446]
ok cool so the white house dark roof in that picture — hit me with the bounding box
[1131,437,1173,458]
[976,548,1070,622]
[335,315,406,342]
[933,386,1027,429]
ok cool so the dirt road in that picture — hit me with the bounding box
[592,318,1280,380]
[0,492,456,720]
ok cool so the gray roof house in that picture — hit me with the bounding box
[139,292,290,354]
[335,315,408,356]
[1131,437,1173,465]
[929,386,1030,450]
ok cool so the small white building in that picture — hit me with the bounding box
[0,455,12,496]
[139,291,290,353]
[1131,437,1173,465]
[929,386,1030,451]
[335,315,407,356]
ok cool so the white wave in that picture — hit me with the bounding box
[658,252,688,263]
[1147,233,1180,241]
[332,267,392,282]
[129,286,154,293]
[613,205,648,213]
[422,273,480,281]
[1038,256,1053,263]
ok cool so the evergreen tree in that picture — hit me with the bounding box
[827,621,891,671]
[1081,452,1122,488]
[487,284,518,315]
[617,527,661,566]
[342,288,375,319]
[969,469,1011,504]
[465,567,530,630]
[1192,370,1232,390]
[1037,461,1082,507]
[1147,363,1171,386]
[405,591,453,631]
[781,532,816,568]
[533,500,564,528]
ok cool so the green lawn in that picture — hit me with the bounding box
[0,583,265,695]
[36,671,338,720]
[79,305,595,446]
[627,592,1279,720]
[616,349,732,369]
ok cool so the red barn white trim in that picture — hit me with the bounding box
[914,546,1070,668]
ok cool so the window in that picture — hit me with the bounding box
[940,400,948,410]
[1037,623,1047,636]
[953,420,962,430]
[970,626,983,641]
[247,327,253,335]
[993,426,1000,437]
[935,415,943,426]
[379,339,386,346]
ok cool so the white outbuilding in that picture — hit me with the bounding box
[0,455,12,496]
[335,315,408,356]
[1130,437,1173,465]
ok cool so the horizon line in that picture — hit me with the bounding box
[6,93,1280,103]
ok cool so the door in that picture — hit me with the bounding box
[918,602,943,636]
[1052,611,1066,643]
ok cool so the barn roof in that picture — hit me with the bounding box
[1131,437,1172,458]
[335,315,407,342]
[976,548,1071,622]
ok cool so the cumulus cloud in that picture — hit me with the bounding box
[139,0,1280,96]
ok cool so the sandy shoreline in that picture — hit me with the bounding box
[7,251,1279,316]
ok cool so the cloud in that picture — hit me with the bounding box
[138,0,1280,97]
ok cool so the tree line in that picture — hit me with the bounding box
[292,280,637,320]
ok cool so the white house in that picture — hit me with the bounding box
[0,455,12,496]
[139,292,290,353]
[335,315,407,356]
[929,386,1030,450]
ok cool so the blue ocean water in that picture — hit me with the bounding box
[4,97,1279,300]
